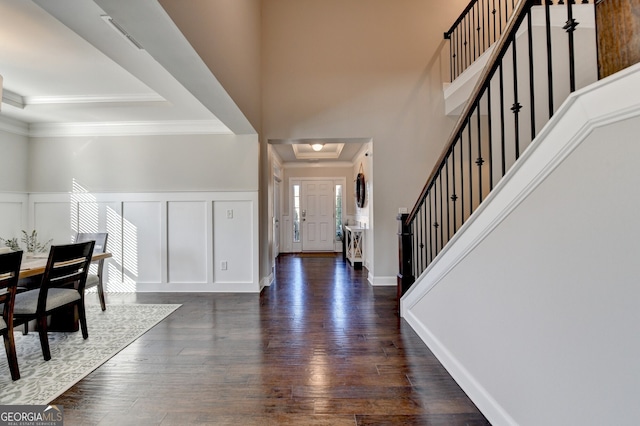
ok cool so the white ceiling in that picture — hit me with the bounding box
[270,138,370,166]
[0,0,366,164]
[0,0,253,136]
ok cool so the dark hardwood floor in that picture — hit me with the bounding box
[55,253,489,425]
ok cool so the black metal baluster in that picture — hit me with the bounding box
[483,0,488,52]
[511,35,522,160]
[439,172,444,248]
[487,81,494,190]
[476,103,484,203]
[445,157,451,241]
[499,64,506,176]
[448,30,454,82]
[453,29,458,80]
[416,217,421,276]
[467,14,472,70]
[428,192,434,262]
[452,140,458,233]
[492,0,497,44]
[418,212,423,275]
[544,0,554,117]
[527,8,536,141]
[467,119,473,215]
[564,0,578,92]
[411,215,417,277]
[459,134,465,225]
[472,4,477,61]
[434,177,440,255]
[418,203,423,274]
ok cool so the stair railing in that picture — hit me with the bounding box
[445,0,518,81]
[446,0,591,82]
[398,0,596,298]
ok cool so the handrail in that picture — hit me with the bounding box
[398,0,596,296]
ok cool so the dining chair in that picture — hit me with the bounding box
[13,241,95,361]
[75,232,108,311]
[0,250,22,380]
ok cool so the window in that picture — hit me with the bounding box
[293,184,300,243]
[335,184,343,241]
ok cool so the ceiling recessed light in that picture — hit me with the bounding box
[311,143,324,151]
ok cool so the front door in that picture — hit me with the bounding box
[302,180,334,251]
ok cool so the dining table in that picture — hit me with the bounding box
[18,252,112,280]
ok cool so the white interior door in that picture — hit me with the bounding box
[302,180,334,251]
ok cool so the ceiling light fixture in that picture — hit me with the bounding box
[311,143,324,151]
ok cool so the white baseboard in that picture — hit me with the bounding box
[403,309,517,426]
[369,275,396,286]
[260,274,273,290]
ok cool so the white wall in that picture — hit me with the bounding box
[403,65,640,425]
[0,128,30,244]
[351,143,377,280]
[261,0,469,284]
[0,129,29,193]
[28,134,258,193]
[0,131,260,292]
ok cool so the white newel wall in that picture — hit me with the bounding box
[403,65,640,425]
[27,191,259,293]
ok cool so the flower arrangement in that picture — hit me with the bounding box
[0,237,20,251]
[0,230,52,253]
[21,230,53,253]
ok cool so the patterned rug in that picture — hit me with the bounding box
[0,303,181,405]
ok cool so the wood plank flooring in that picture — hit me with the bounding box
[54,253,489,425]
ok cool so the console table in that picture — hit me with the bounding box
[344,226,364,269]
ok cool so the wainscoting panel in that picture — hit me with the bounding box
[33,201,74,245]
[167,201,208,284]
[213,200,254,290]
[122,201,164,288]
[78,201,122,289]
[26,191,259,292]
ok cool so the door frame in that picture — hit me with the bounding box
[288,177,346,253]
[273,176,282,261]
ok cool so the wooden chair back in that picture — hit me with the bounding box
[37,241,95,313]
[0,250,23,380]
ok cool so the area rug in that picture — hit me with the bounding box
[0,303,181,405]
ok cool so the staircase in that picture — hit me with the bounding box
[399,0,640,424]
[397,0,597,296]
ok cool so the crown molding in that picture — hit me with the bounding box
[28,120,233,137]
[2,89,25,109]
[283,161,355,169]
[0,115,29,136]
[23,93,166,106]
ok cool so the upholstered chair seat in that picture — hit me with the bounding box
[14,288,81,315]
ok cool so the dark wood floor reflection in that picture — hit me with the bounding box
[55,253,489,425]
